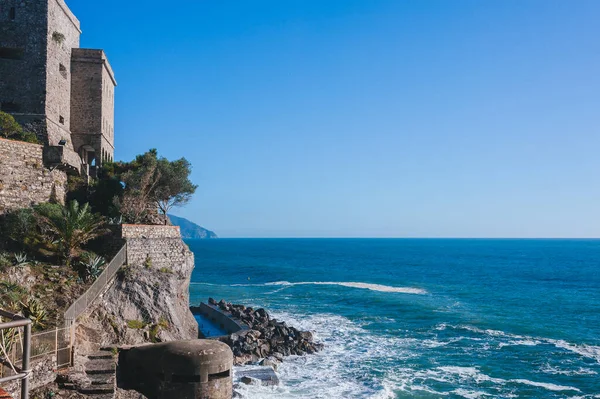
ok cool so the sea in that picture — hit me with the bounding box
[187,239,600,399]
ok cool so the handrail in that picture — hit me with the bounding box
[64,244,127,327]
[0,310,32,399]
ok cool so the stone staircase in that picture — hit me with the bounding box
[59,348,117,398]
[78,349,117,397]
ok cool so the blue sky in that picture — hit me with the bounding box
[69,0,600,238]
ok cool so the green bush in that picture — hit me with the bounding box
[0,111,39,144]
[126,319,146,329]
[144,255,152,269]
[0,253,12,270]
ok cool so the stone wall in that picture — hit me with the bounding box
[0,138,67,213]
[122,224,182,239]
[45,0,81,149]
[126,237,190,270]
[70,48,116,162]
[0,0,49,119]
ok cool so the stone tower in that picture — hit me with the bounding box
[0,0,116,172]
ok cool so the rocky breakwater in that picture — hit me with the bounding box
[209,298,324,366]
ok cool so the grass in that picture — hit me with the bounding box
[126,319,146,329]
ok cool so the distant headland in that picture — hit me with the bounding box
[169,214,218,239]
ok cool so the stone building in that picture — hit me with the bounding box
[0,0,116,175]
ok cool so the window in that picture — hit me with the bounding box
[59,63,67,79]
[59,116,65,124]
[0,47,24,60]
[9,7,15,20]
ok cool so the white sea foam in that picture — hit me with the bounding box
[540,364,598,376]
[234,313,594,398]
[234,311,420,398]
[233,280,427,294]
[511,379,581,392]
[436,323,600,364]
[452,388,490,398]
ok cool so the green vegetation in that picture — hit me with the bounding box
[51,31,65,44]
[72,149,197,224]
[126,319,146,329]
[0,111,39,144]
[144,255,152,269]
[158,267,172,274]
[35,200,109,266]
[0,281,48,332]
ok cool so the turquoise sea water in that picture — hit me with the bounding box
[188,239,600,398]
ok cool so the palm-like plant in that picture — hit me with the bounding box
[13,252,28,267]
[20,297,48,331]
[36,201,109,266]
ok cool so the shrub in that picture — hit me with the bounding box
[36,200,109,266]
[0,111,39,144]
[158,267,172,274]
[0,253,12,270]
[149,324,160,343]
[144,255,152,269]
[116,264,132,280]
[20,297,48,331]
[13,252,29,266]
[126,319,146,329]
[78,252,105,282]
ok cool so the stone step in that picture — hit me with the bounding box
[85,359,116,375]
[88,351,115,360]
[90,375,114,385]
[79,384,115,395]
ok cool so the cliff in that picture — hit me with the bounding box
[168,214,218,239]
[74,225,198,354]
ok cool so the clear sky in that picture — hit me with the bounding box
[69,0,600,238]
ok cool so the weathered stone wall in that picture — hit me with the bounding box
[101,53,116,161]
[45,0,80,149]
[70,48,116,162]
[0,138,67,213]
[0,0,49,119]
[122,224,182,239]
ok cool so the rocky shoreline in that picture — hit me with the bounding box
[208,298,324,366]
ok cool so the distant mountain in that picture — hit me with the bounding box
[168,214,218,239]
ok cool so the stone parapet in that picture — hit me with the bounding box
[122,224,181,239]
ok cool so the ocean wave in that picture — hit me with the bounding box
[234,310,419,399]
[540,364,598,376]
[235,312,593,398]
[511,379,581,392]
[436,366,581,392]
[232,280,427,294]
[436,324,600,364]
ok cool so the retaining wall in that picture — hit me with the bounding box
[0,138,67,213]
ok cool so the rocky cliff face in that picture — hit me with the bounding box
[75,234,198,353]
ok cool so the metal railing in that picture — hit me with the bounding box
[64,244,127,327]
[0,327,71,378]
[0,310,32,399]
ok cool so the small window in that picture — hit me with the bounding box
[59,116,65,124]
[0,47,24,60]
[9,7,15,20]
[59,63,67,79]
[208,370,230,381]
